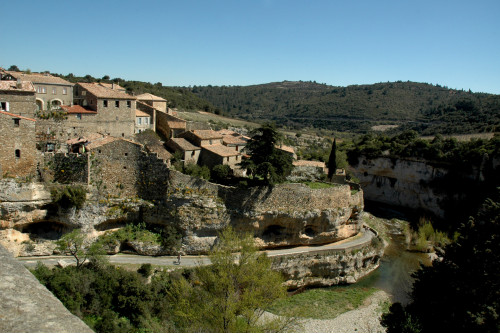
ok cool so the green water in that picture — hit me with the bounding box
[355,222,431,305]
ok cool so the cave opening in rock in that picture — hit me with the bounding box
[17,221,72,241]
[304,226,317,237]
[262,225,286,242]
[95,219,127,232]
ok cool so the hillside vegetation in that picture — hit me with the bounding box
[191,81,500,135]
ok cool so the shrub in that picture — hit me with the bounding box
[51,185,87,209]
[138,263,153,278]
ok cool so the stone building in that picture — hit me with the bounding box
[0,80,37,178]
[1,70,73,111]
[136,93,168,113]
[217,129,249,153]
[86,137,144,197]
[178,130,223,147]
[199,144,242,169]
[0,111,37,178]
[71,82,136,138]
[290,160,328,182]
[166,138,201,164]
[135,109,152,133]
[156,111,186,139]
[276,144,297,160]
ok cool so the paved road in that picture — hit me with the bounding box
[18,228,374,269]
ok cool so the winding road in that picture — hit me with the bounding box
[18,227,375,268]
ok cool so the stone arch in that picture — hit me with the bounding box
[50,98,63,109]
[35,98,44,111]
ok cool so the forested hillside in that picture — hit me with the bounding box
[191,81,500,135]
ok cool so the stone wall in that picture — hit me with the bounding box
[0,89,37,118]
[0,245,92,333]
[0,113,37,178]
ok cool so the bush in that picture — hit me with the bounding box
[51,185,87,209]
[183,163,210,180]
[211,164,232,182]
[138,263,153,277]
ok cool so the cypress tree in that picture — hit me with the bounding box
[327,138,337,178]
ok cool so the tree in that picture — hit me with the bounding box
[56,229,106,268]
[8,65,20,71]
[381,192,500,332]
[168,227,287,332]
[240,123,293,185]
[327,138,337,178]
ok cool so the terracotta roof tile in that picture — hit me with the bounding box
[276,144,295,154]
[0,110,36,122]
[187,130,223,140]
[167,138,200,152]
[97,82,125,91]
[6,71,73,86]
[77,82,136,99]
[203,144,240,157]
[222,135,248,145]
[0,80,35,93]
[135,109,150,117]
[61,105,97,114]
[136,93,167,102]
[293,160,326,168]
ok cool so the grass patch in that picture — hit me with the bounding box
[267,283,378,319]
[304,182,338,189]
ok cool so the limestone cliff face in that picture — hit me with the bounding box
[350,156,448,217]
[0,172,364,256]
[271,243,383,289]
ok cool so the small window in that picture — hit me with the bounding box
[52,87,57,94]
[98,150,102,154]
[37,86,47,94]
[123,166,127,169]
[145,118,149,125]
[0,102,8,111]
[76,114,82,120]
[127,100,131,108]
[15,149,20,158]
[122,133,124,137]
[125,153,128,156]
[137,118,142,125]
[115,100,119,107]
[62,87,67,95]
[103,100,108,107]
[14,118,20,127]
[191,151,195,157]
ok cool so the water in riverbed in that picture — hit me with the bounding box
[355,213,431,305]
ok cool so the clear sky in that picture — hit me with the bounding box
[1,0,499,93]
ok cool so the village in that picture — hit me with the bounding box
[0,68,332,193]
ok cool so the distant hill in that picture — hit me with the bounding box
[190,81,500,135]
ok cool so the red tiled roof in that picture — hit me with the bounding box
[0,110,36,122]
[61,105,97,114]
[276,144,295,154]
[77,82,135,99]
[203,144,240,157]
[187,130,223,140]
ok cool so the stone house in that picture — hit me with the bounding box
[166,138,201,164]
[136,93,168,113]
[156,111,186,139]
[276,144,297,160]
[290,160,327,181]
[135,109,152,133]
[178,130,223,147]
[199,144,242,169]
[0,80,37,118]
[85,136,144,197]
[71,82,136,138]
[1,70,73,111]
[0,110,37,178]
[217,129,249,153]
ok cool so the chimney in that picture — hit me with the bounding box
[112,83,115,90]
[16,79,22,89]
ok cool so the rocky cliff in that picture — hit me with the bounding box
[0,171,364,256]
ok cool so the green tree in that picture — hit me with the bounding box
[8,65,20,71]
[381,192,500,332]
[327,138,337,178]
[168,227,287,332]
[56,229,106,268]
[240,123,293,185]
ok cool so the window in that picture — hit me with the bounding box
[122,133,124,137]
[127,100,131,108]
[37,86,47,94]
[14,118,20,127]
[62,87,67,95]
[115,100,119,107]
[124,153,128,156]
[145,118,149,125]
[52,87,57,94]
[137,118,142,125]
[0,102,8,111]
[76,114,82,120]
[15,149,20,158]
[191,151,195,157]
[103,100,108,107]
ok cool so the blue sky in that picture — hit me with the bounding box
[1,0,499,93]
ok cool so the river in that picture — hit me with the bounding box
[356,209,432,305]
